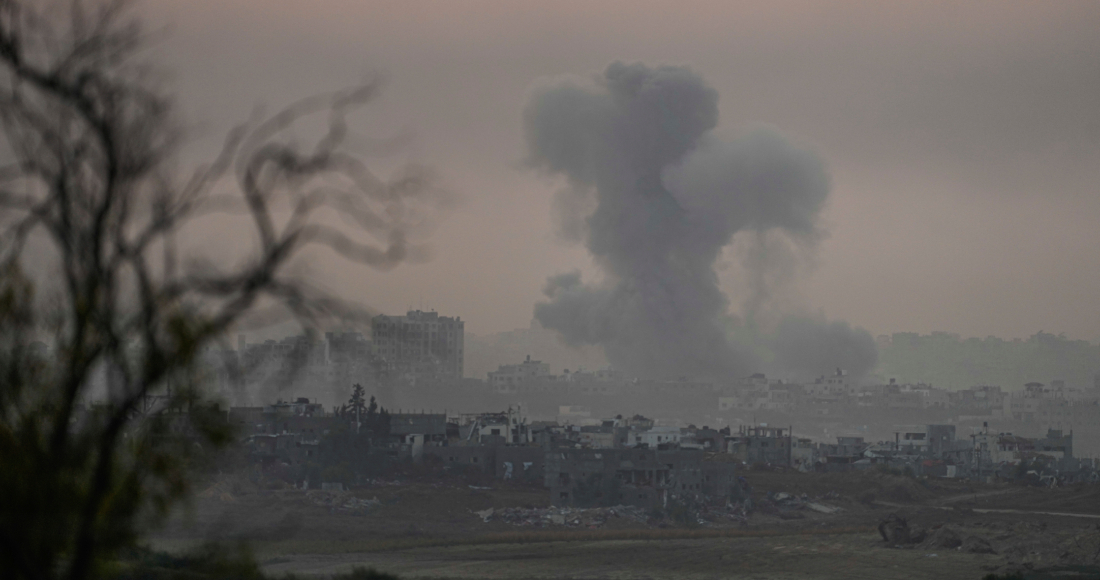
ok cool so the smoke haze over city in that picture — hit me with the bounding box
[145,0,1100,347]
[5,3,1100,580]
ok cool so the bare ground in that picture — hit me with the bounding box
[149,471,1100,579]
[260,533,996,580]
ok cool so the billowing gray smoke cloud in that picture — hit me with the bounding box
[771,315,879,378]
[526,61,876,380]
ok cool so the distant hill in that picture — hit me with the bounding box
[465,321,609,379]
[875,331,1100,391]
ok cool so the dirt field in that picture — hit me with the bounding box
[260,533,996,580]
[151,471,1100,579]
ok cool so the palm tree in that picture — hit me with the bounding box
[349,384,367,433]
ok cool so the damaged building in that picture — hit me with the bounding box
[546,448,737,509]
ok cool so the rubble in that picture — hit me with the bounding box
[806,502,841,514]
[961,535,996,554]
[873,516,1100,576]
[768,491,843,516]
[305,490,380,514]
[924,525,962,549]
[362,479,406,487]
[694,502,751,524]
[877,514,925,545]
[473,505,649,527]
[472,496,832,529]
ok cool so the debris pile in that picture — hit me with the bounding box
[362,479,406,487]
[994,522,1099,567]
[474,505,649,527]
[875,515,1100,573]
[924,525,962,550]
[697,502,751,524]
[878,514,925,545]
[306,490,380,514]
[764,492,843,518]
[960,535,996,554]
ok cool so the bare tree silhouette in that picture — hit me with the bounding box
[0,2,446,579]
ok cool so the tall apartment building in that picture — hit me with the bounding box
[326,331,371,364]
[371,310,464,378]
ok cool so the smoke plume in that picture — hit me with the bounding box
[771,315,879,378]
[526,61,876,380]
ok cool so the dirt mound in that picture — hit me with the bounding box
[961,535,996,554]
[878,514,924,545]
[924,525,962,549]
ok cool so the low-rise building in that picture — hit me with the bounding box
[895,424,956,455]
[390,412,448,446]
[726,425,791,466]
[488,355,552,392]
[455,406,532,445]
[630,425,682,448]
[971,427,1074,466]
[546,448,737,509]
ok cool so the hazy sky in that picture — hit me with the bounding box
[146,1,1100,341]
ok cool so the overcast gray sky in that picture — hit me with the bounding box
[146,0,1100,341]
